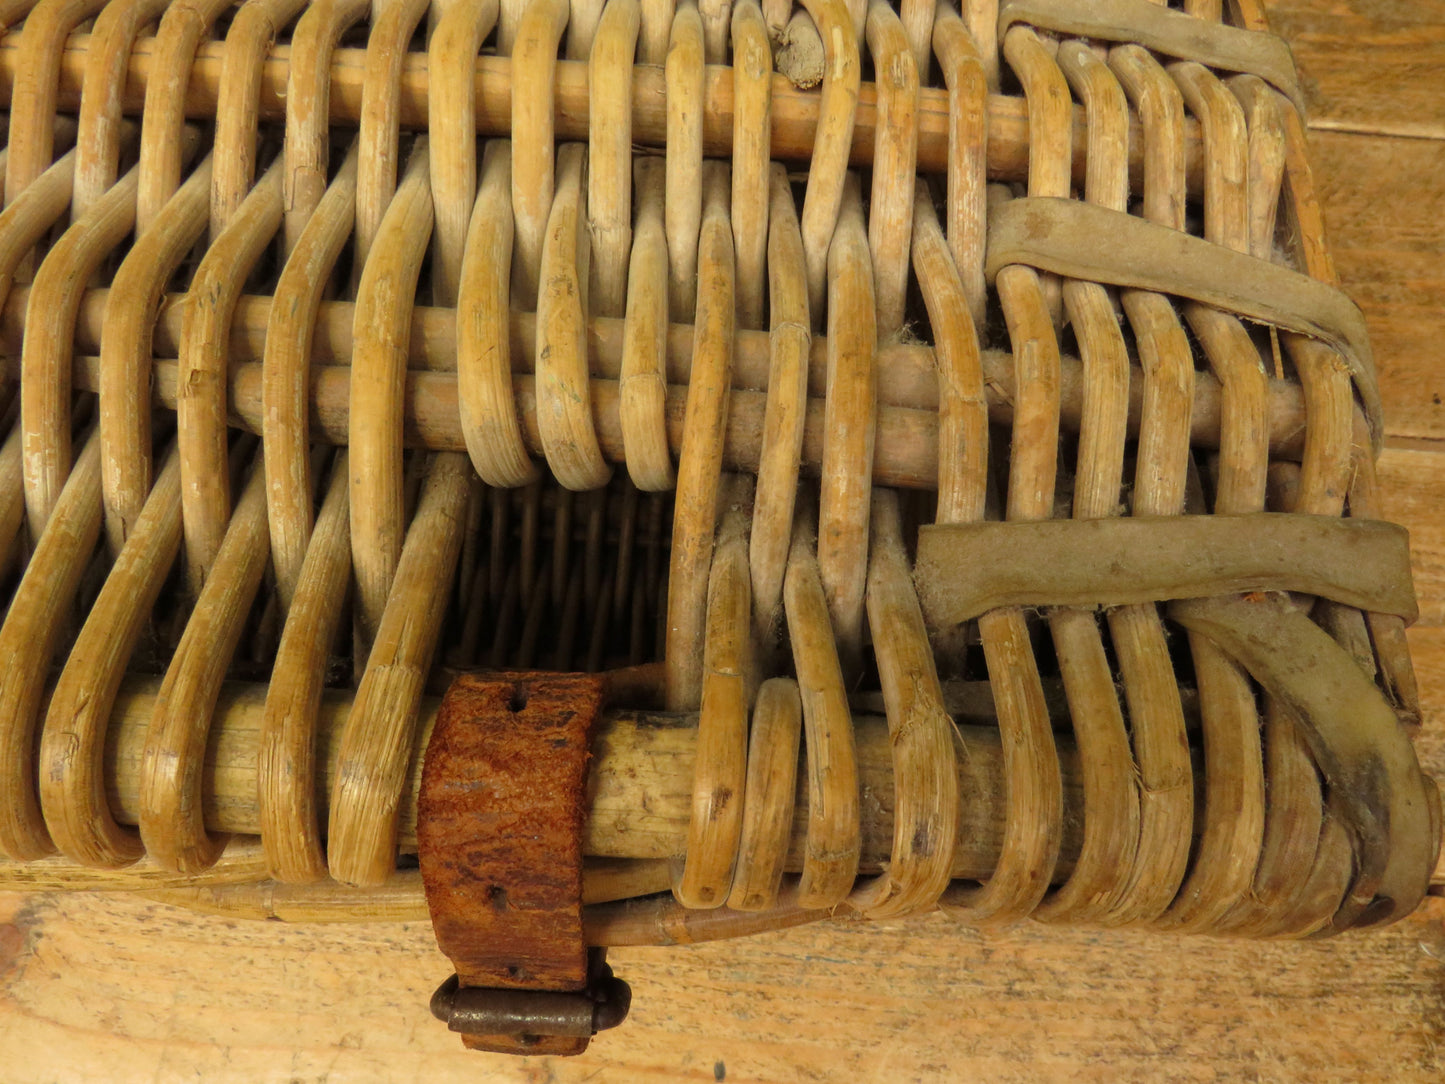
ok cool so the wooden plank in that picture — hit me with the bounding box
[1408,624,1445,780]
[1267,0,1445,139]
[0,623,1441,1084]
[1379,447,1445,627]
[1309,131,1445,445]
[1,632,1439,1082]
[2,888,1443,1081]
[8,868,1445,1077]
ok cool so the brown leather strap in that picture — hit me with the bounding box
[418,671,628,1055]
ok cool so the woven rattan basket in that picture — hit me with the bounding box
[0,0,1438,1056]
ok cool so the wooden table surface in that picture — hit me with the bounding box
[3,2,1444,1081]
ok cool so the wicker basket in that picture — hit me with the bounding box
[0,0,1437,1055]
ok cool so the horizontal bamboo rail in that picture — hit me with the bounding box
[0,33,1207,190]
[15,676,1432,934]
[0,289,1316,493]
[0,675,1088,889]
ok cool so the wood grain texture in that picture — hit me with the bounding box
[1309,132,1445,446]
[1378,448,1445,628]
[1270,0,1445,138]
[0,888,1442,1081]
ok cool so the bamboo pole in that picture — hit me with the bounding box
[1,675,1093,887]
[0,31,1208,191]
[7,679,1440,904]
[0,286,1317,467]
[1,357,1316,499]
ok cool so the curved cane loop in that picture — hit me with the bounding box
[259,452,351,883]
[428,0,500,303]
[264,141,360,608]
[850,490,957,918]
[748,165,809,646]
[729,0,770,330]
[21,164,138,540]
[675,477,754,909]
[40,446,182,869]
[784,502,860,909]
[15,0,159,539]
[99,155,212,555]
[587,0,639,319]
[0,150,75,318]
[497,0,526,53]
[457,142,540,488]
[1154,59,1268,933]
[510,0,570,309]
[727,676,802,912]
[70,0,166,219]
[353,0,431,275]
[942,261,1063,924]
[908,174,982,668]
[3,0,109,215]
[0,430,101,861]
[1168,592,1434,933]
[863,1,918,339]
[912,187,985,527]
[665,0,704,321]
[1099,41,1196,927]
[795,0,859,320]
[0,428,20,581]
[1031,39,1140,925]
[1002,25,1069,326]
[636,0,671,62]
[898,0,933,78]
[1226,75,1287,263]
[350,140,434,654]
[284,0,373,255]
[0,149,75,573]
[141,453,272,875]
[931,2,988,328]
[665,164,735,712]
[178,159,283,596]
[816,176,874,668]
[211,0,308,240]
[1224,75,1357,938]
[136,0,232,233]
[535,143,612,490]
[329,452,472,887]
[617,158,674,492]
[944,27,1068,921]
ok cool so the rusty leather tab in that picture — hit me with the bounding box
[418,671,607,1056]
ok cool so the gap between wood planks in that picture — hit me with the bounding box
[1386,435,1445,453]
[1308,119,1445,144]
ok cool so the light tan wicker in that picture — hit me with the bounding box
[0,0,1437,1055]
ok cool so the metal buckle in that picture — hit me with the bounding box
[429,950,632,1047]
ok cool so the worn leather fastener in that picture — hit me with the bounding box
[418,671,625,1056]
[429,953,632,1042]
